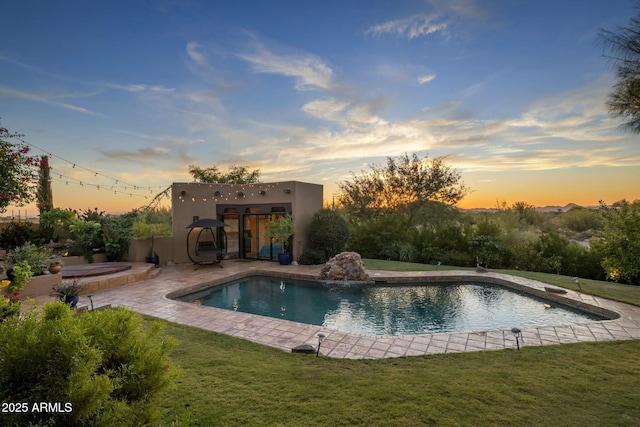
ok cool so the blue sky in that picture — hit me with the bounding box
[1,0,638,213]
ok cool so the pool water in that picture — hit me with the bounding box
[176,276,605,336]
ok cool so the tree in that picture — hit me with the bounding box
[0,122,42,212]
[309,209,350,258]
[337,153,469,224]
[188,164,260,184]
[592,199,640,284]
[36,155,53,214]
[599,6,640,133]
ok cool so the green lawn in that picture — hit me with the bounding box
[156,260,640,426]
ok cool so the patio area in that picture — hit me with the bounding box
[58,260,640,359]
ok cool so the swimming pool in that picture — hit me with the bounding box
[174,275,606,336]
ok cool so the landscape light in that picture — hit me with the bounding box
[573,277,582,291]
[511,327,522,350]
[316,333,326,357]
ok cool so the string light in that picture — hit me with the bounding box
[19,138,166,193]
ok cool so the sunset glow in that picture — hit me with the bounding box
[1,1,639,215]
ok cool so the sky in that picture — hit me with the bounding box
[1,0,639,215]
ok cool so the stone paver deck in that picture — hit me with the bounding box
[51,260,640,359]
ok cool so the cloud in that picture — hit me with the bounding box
[103,83,175,93]
[186,41,206,66]
[0,86,103,116]
[238,46,333,91]
[418,74,436,84]
[367,14,449,39]
[302,98,351,121]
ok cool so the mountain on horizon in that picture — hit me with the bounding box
[465,202,596,213]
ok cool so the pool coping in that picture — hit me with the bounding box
[86,261,640,359]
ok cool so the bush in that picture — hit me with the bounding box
[68,219,102,263]
[561,207,602,233]
[346,213,410,260]
[8,260,32,292]
[102,213,136,261]
[309,209,350,258]
[0,303,176,426]
[0,221,34,250]
[8,242,48,275]
[38,207,77,242]
[298,249,328,265]
[0,295,20,323]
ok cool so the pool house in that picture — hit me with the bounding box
[170,181,323,264]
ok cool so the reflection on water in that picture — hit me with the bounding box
[176,276,605,336]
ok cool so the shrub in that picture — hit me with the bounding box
[0,221,34,250]
[102,213,136,261]
[298,249,328,265]
[346,213,410,260]
[0,295,20,323]
[69,219,102,263]
[0,303,176,426]
[469,235,510,268]
[8,242,48,275]
[8,260,31,292]
[592,200,640,284]
[309,209,350,258]
[38,207,77,242]
[561,207,602,233]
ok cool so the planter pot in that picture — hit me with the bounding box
[146,255,160,267]
[49,264,62,274]
[64,295,79,309]
[278,252,292,265]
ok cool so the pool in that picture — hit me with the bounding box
[174,275,607,336]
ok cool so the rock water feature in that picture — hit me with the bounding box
[318,252,370,282]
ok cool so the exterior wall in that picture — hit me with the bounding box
[127,237,174,265]
[171,181,323,264]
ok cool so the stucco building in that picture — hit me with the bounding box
[171,181,323,264]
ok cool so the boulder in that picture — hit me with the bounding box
[291,344,316,354]
[319,252,369,282]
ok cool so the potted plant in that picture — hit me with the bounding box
[265,213,294,265]
[131,221,172,267]
[52,279,83,309]
[48,259,63,274]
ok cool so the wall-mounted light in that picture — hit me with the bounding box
[180,190,186,196]
[283,188,291,194]
[258,190,266,195]
[237,191,245,197]
[214,190,221,197]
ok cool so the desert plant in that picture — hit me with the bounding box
[52,279,84,299]
[8,242,48,275]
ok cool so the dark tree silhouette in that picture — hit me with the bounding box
[600,6,640,133]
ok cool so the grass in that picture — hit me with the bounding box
[154,259,640,425]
